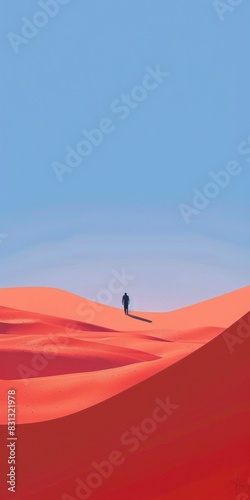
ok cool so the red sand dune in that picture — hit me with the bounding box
[0,286,249,500]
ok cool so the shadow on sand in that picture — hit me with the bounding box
[127,314,152,323]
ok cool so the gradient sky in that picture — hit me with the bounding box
[1,0,250,311]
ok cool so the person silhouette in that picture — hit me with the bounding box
[122,293,130,315]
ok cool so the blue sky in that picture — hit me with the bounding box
[1,0,250,311]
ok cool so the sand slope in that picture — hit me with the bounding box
[0,287,249,499]
[0,285,249,330]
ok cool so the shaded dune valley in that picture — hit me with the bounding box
[0,287,249,500]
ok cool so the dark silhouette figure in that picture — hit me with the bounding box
[122,293,130,315]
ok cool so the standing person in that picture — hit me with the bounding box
[122,293,130,315]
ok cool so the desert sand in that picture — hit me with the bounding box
[0,286,249,499]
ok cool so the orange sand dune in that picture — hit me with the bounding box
[0,285,249,330]
[0,287,249,499]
